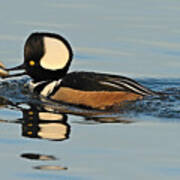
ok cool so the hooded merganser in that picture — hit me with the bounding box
[3,32,156,110]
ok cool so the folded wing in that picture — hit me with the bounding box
[60,71,156,96]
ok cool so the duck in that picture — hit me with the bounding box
[2,32,157,110]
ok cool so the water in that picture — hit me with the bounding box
[0,0,180,179]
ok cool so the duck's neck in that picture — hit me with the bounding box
[29,79,62,97]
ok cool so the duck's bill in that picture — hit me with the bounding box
[0,64,26,79]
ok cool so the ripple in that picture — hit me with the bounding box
[1,78,180,121]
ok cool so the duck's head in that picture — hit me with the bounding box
[6,32,73,82]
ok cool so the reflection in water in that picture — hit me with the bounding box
[1,79,180,175]
[34,165,68,171]
[0,90,136,172]
[20,152,67,171]
[21,153,57,161]
[85,116,133,124]
[0,102,70,171]
[21,105,70,141]
[0,97,134,172]
[0,96,133,143]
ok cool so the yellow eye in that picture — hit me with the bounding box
[27,123,33,127]
[29,60,35,66]
[27,131,33,135]
[28,111,34,115]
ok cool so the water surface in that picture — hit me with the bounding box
[0,0,180,180]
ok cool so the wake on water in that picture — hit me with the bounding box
[0,77,180,122]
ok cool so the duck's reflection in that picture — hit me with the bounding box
[21,105,71,141]
[19,106,70,171]
[33,165,68,171]
[0,97,134,172]
[21,153,57,161]
[20,152,68,171]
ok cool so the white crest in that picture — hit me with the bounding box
[38,123,68,140]
[38,112,64,120]
[40,37,70,70]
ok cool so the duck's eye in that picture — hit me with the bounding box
[29,60,35,66]
[28,111,34,115]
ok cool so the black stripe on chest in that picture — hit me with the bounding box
[33,81,51,94]
[29,80,62,97]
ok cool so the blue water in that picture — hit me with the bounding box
[1,0,180,180]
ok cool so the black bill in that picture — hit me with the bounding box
[2,64,26,79]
